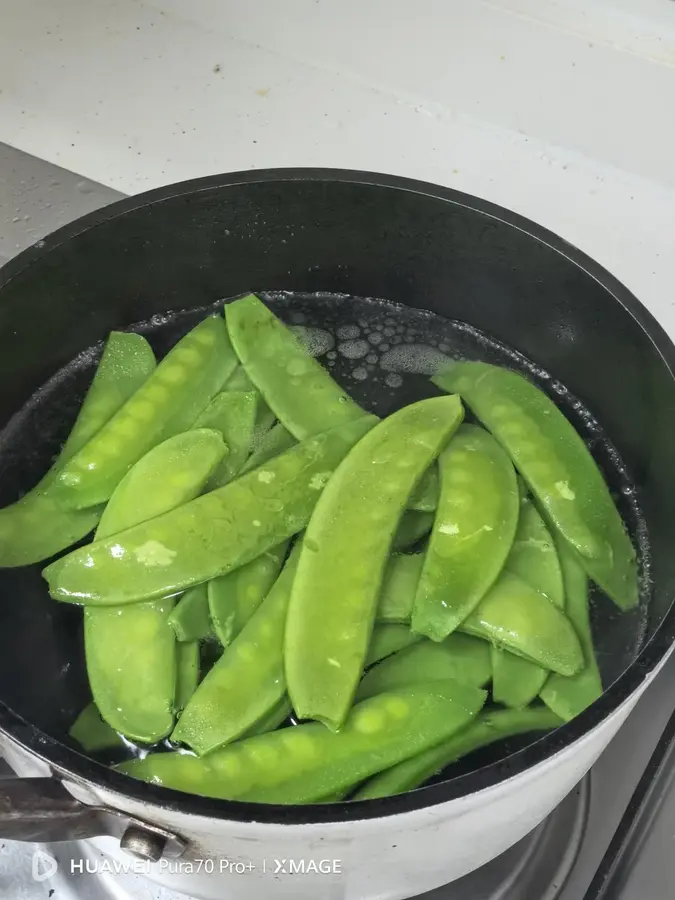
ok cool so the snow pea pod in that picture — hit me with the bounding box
[85,596,177,743]
[460,571,583,676]
[0,332,156,567]
[95,429,227,538]
[392,511,434,551]
[176,642,200,711]
[226,294,365,438]
[434,361,638,610]
[240,423,296,474]
[172,544,302,755]
[62,332,157,461]
[366,624,421,667]
[45,415,377,605]
[540,539,602,720]
[377,553,425,623]
[208,542,289,647]
[84,429,226,743]
[225,365,276,440]
[228,294,438,511]
[51,315,237,510]
[244,697,292,738]
[412,424,519,641]
[356,635,491,701]
[68,702,125,754]
[409,466,439,512]
[195,391,258,488]
[286,395,464,731]
[492,499,564,708]
[352,706,563,800]
[119,682,486,804]
[169,584,212,642]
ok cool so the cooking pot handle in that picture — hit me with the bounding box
[0,777,187,860]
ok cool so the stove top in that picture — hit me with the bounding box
[1,142,674,900]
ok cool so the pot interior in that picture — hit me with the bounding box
[0,172,673,816]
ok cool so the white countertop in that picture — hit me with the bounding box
[1,0,675,331]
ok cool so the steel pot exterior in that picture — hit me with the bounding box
[1,657,665,900]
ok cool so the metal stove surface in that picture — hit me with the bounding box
[0,143,674,900]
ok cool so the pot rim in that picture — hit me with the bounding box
[1,166,674,825]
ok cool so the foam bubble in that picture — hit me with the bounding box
[338,339,370,360]
[337,324,360,340]
[380,344,452,376]
[291,326,334,357]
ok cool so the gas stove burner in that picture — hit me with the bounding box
[0,779,588,900]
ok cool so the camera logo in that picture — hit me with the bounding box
[32,850,58,882]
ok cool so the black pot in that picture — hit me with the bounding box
[0,169,673,898]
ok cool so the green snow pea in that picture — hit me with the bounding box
[169,584,212,642]
[172,544,302,755]
[352,705,563,800]
[243,426,437,514]
[176,642,200,711]
[0,332,156,567]
[51,315,237,510]
[244,697,293,738]
[240,423,296,474]
[285,395,464,731]
[119,682,486,804]
[409,466,439,513]
[540,539,603,720]
[224,364,256,393]
[195,391,258,487]
[85,596,177,743]
[45,415,377,605]
[95,429,227,538]
[392,511,434,551]
[434,361,638,610]
[84,429,226,743]
[62,332,157,461]
[365,624,421,667]
[411,424,519,641]
[227,294,438,511]
[492,499,564,708]
[356,635,491,701]
[226,294,365,438]
[460,571,583,676]
[224,365,276,440]
[68,702,125,754]
[208,542,289,647]
[506,498,565,605]
[377,554,425,623]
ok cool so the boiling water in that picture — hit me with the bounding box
[0,292,650,777]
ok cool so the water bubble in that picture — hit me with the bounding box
[385,373,404,388]
[366,354,378,365]
[368,332,383,346]
[338,339,369,360]
[380,344,452,376]
[352,366,368,381]
[337,324,360,340]
[291,326,334,357]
